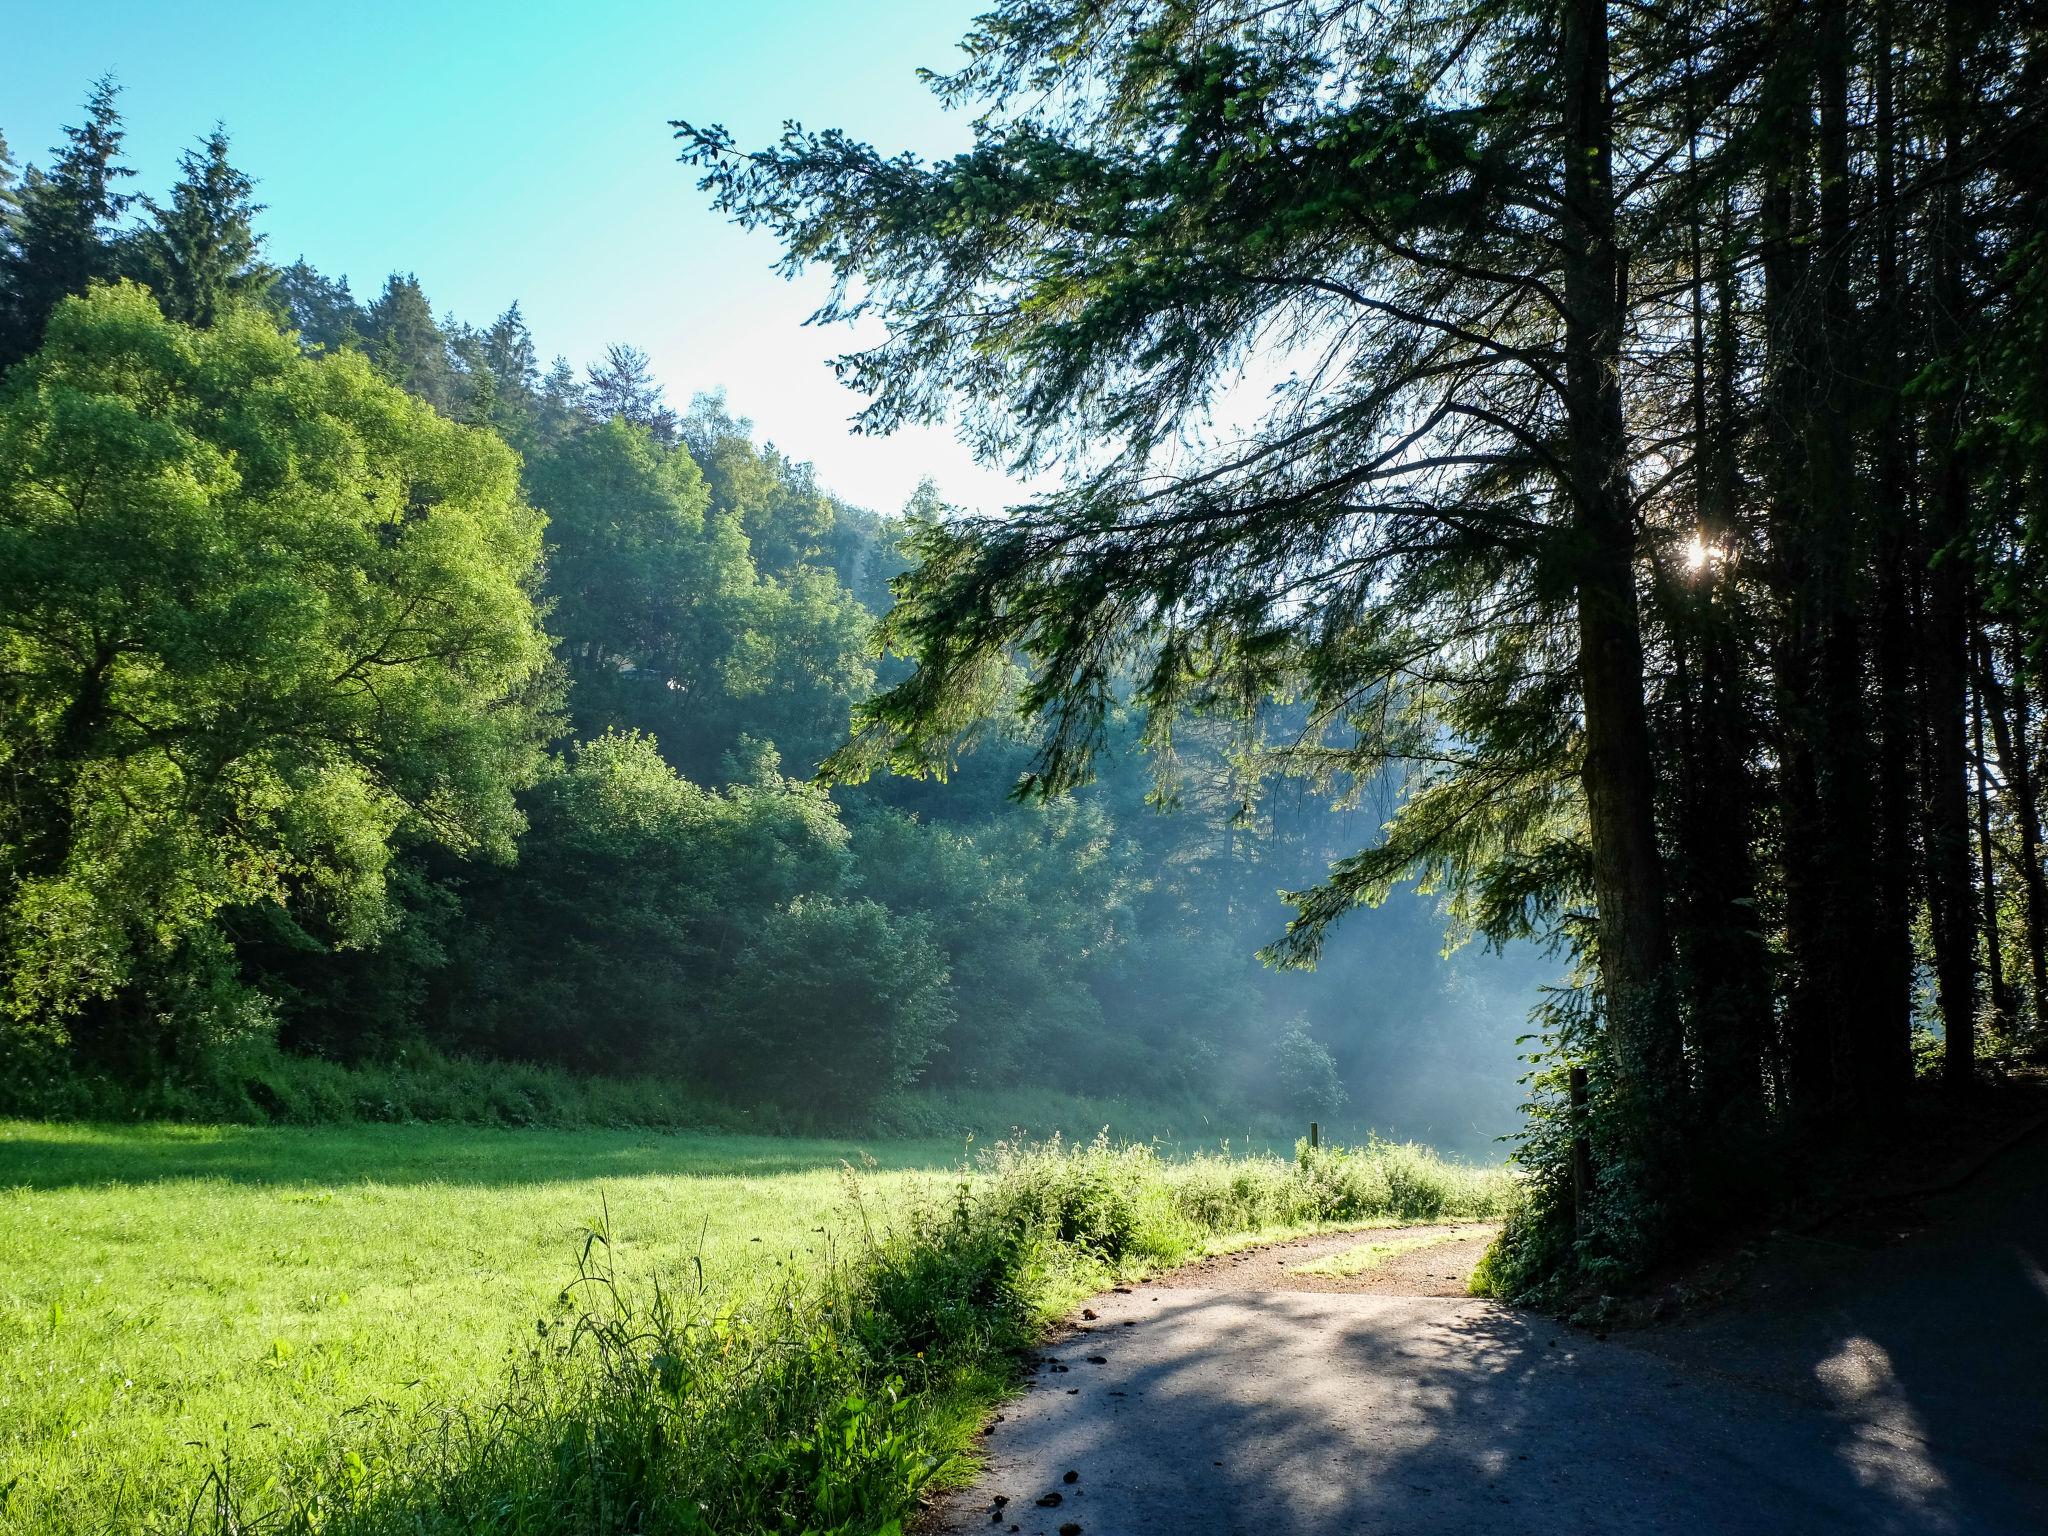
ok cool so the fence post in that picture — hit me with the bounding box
[1309,1121,1320,1151]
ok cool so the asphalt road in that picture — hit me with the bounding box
[937,1129,2048,1536]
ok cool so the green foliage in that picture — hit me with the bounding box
[685,394,836,577]
[446,730,850,1074]
[0,81,1546,1177]
[527,414,875,782]
[0,1032,746,1130]
[1258,1016,1350,1119]
[583,341,678,441]
[128,128,273,326]
[0,284,555,1065]
[847,804,1122,1083]
[715,896,954,1116]
[0,128,20,231]
[0,78,134,367]
[360,273,456,412]
[268,260,362,355]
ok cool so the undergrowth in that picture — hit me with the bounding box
[0,1039,1312,1145]
[172,1134,1511,1535]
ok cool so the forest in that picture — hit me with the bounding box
[3,2,2045,1532]
[674,0,2046,1290]
[0,78,1541,1153]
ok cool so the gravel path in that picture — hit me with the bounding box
[933,1147,2048,1536]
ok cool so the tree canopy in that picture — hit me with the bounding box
[0,282,555,1060]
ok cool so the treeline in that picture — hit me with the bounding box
[0,82,1534,1133]
[678,0,2046,1286]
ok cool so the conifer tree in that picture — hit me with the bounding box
[679,0,2048,1287]
[0,130,20,236]
[361,273,455,411]
[0,77,134,368]
[132,127,274,325]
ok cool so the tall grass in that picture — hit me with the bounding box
[180,1134,1512,1536]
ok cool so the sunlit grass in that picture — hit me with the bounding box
[1288,1227,1471,1277]
[0,1122,1513,1534]
[0,1120,963,1533]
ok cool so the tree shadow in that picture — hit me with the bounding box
[0,1121,966,1191]
[959,1137,2048,1535]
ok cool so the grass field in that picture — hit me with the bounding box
[0,1121,972,1532]
[0,1119,1511,1534]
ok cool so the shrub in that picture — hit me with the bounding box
[713,897,954,1118]
[1268,1018,1350,1118]
[0,1036,754,1132]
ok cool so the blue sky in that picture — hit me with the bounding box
[4,0,1021,514]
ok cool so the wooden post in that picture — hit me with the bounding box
[1309,1121,1320,1150]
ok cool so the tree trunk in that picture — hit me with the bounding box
[1925,0,1979,1082]
[2009,643,2048,1028]
[1678,150,1769,1119]
[1980,634,2048,1025]
[1760,0,1848,1115]
[1868,0,1919,1099]
[1971,666,2009,1028]
[1561,0,1681,1121]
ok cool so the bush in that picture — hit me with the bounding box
[1164,1135,1510,1229]
[1268,1017,1350,1118]
[444,730,851,1074]
[713,897,954,1118]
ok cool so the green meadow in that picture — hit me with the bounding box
[0,1120,1509,1534]
[0,1122,963,1531]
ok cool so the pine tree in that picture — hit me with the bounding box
[679,0,2047,1288]
[360,273,454,411]
[0,77,135,368]
[0,130,20,237]
[584,342,678,442]
[269,259,361,352]
[133,127,274,326]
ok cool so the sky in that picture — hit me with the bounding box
[3,0,1023,515]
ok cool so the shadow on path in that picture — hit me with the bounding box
[944,1134,2048,1536]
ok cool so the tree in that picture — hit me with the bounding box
[677,0,2047,1280]
[442,730,851,1073]
[0,77,134,368]
[712,895,953,1116]
[528,415,875,782]
[269,259,362,352]
[361,273,455,411]
[847,803,1119,1083]
[527,416,738,753]
[684,393,837,575]
[584,342,678,442]
[132,127,274,325]
[681,0,1687,1244]
[456,302,546,448]
[1259,1016,1349,1120]
[0,283,556,1064]
[0,130,20,234]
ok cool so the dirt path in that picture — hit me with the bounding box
[935,1147,2048,1536]
[1148,1221,1498,1297]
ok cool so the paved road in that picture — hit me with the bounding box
[937,1131,2048,1536]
